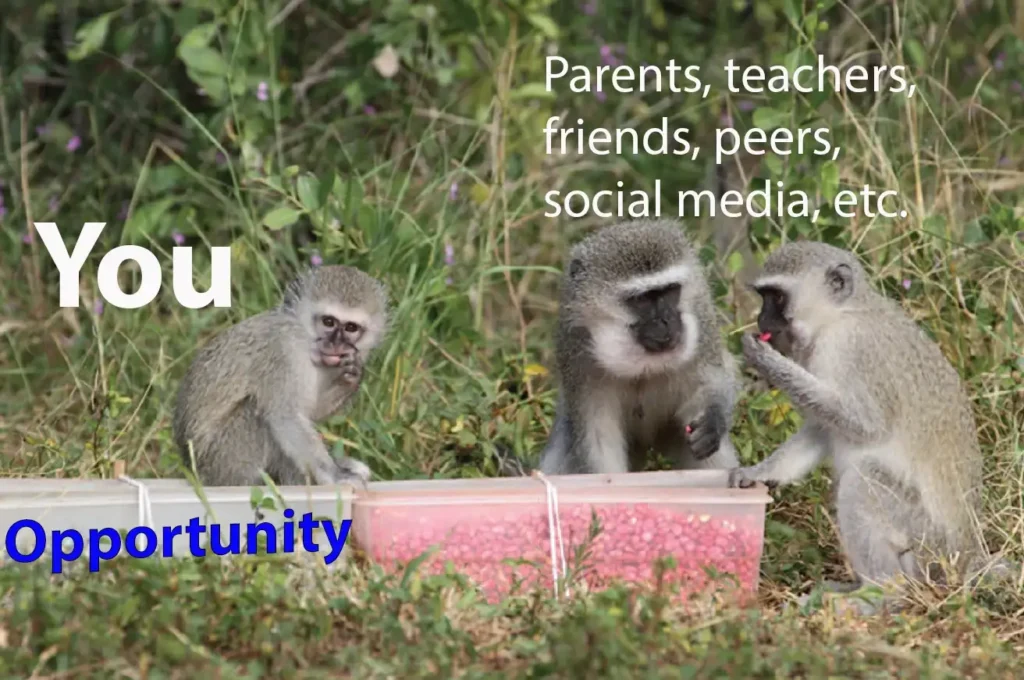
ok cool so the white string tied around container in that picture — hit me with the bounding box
[532,470,571,600]
[118,475,155,530]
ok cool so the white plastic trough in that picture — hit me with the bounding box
[0,478,356,572]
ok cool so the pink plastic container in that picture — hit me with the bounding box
[351,470,771,604]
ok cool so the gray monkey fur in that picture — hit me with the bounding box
[539,219,741,476]
[172,265,389,487]
[731,241,1015,601]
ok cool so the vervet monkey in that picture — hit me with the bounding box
[729,241,1009,597]
[539,219,741,475]
[172,265,389,487]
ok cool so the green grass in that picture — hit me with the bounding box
[1,0,1023,676]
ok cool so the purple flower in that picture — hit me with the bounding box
[66,136,81,152]
[600,45,618,67]
[310,250,323,267]
[444,243,455,266]
[998,155,1011,166]
[171,230,185,246]
[93,299,104,315]
[363,105,377,116]
[197,87,207,97]
[257,81,269,101]
[0,204,6,221]
[215,152,227,165]
[48,197,59,213]
[738,100,755,112]
[595,90,606,102]
[902,279,911,290]
[581,0,597,15]
[36,124,50,137]
[994,52,1006,70]
[22,231,34,245]
[599,44,626,67]
[1012,81,1023,94]
[448,182,459,201]
[720,111,734,127]
[445,276,453,286]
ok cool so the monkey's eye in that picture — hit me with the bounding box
[343,322,361,334]
[321,316,337,328]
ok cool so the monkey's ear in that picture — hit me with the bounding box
[568,259,585,279]
[826,263,853,300]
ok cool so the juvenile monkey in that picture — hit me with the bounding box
[729,241,999,594]
[172,265,389,487]
[539,219,741,475]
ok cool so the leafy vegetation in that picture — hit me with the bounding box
[1,0,1022,676]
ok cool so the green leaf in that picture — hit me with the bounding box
[904,39,926,70]
[178,44,229,76]
[180,22,218,49]
[122,198,176,241]
[726,251,745,275]
[524,13,559,39]
[297,174,322,212]
[334,177,365,224]
[262,206,302,230]
[190,73,227,102]
[962,220,989,245]
[67,12,115,61]
[820,160,839,202]
[509,83,556,100]
[752,107,789,131]
[317,170,336,210]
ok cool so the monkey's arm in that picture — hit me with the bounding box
[572,388,629,474]
[741,333,887,443]
[265,413,343,485]
[729,423,830,488]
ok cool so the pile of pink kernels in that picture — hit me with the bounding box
[359,502,764,603]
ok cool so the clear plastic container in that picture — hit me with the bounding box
[352,469,771,603]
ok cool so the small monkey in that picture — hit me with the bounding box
[729,241,1004,598]
[539,219,741,475]
[172,265,389,487]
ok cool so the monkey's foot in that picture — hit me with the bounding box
[727,466,771,489]
[332,456,372,487]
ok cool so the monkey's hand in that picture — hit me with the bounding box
[741,331,788,380]
[338,352,363,388]
[684,402,728,460]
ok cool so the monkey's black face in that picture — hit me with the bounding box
[314,314,364,367]
[625,283,683,354]
[754,286,795,356]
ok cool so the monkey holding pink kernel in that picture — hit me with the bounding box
[539,219,741,475]
[172,265,389,487]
